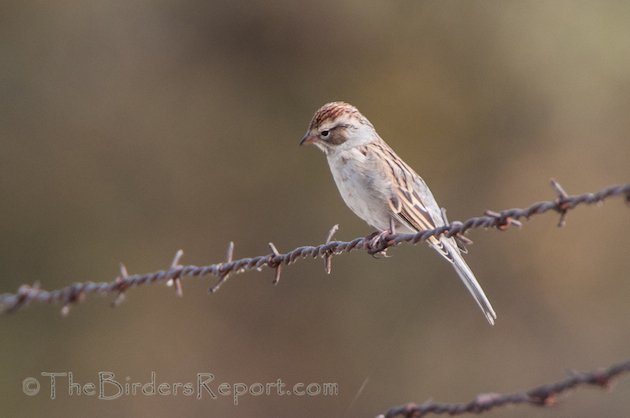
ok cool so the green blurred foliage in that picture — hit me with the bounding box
[1,1,629,417]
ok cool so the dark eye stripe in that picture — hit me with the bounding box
[318,125,348,145]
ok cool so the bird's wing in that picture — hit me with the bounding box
[369,140,496,324]
[369,140,452,260]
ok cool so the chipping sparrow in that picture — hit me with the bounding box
[300,101,496,325]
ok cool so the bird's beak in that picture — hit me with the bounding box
[300,133,316,146]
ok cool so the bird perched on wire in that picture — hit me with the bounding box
[300,101,496,325]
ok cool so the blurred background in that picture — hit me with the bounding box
[1,1,629,417]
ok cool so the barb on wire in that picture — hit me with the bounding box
[166,250,184,297]
[551,178,570,227]
[0,181,628,314]
[268,242,283,285]
[324,224,340,274]
[111,263,130,307]
[209,242,235,293]
[377,359,630,417]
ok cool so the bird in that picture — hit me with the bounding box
[300,101,497,325]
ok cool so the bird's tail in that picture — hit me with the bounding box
[440,238,497,325]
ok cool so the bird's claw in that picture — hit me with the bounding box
[366,229,393,256]
[371,249,390,258]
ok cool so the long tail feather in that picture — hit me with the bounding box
[439,238,497,325]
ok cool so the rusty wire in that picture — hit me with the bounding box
[377,358,630,417]
[0,180,628,315]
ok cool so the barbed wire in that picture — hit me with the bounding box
[0,180,628,315]
[377,358,630,417]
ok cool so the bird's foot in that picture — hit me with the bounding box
[366,228,394,257]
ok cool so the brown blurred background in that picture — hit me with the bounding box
[2,1,629,417]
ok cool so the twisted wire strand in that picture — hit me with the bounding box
[377,359,630,417]
[1,181,628,314]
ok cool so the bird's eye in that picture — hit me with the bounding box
[320,130,330,138]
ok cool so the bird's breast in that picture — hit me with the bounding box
[326,149,392,231]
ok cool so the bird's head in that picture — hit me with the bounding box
[300,101,375,154]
